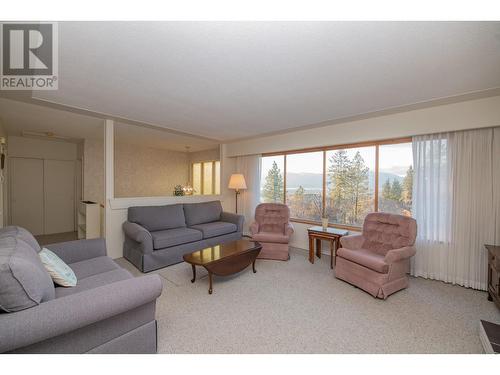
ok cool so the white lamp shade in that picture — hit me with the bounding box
[228,174,247,190]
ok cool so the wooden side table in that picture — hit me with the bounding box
[307,226,349,269]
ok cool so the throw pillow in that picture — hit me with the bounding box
[39,248,77,287]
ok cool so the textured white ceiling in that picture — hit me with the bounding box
[0,98,103,140]
[32,21,500,141]
[0,98,219,151]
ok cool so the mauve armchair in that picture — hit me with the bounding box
[250,203,294,261]
[335,212,417,299]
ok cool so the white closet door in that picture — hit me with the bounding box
[9,157,44,235]
[44,159,75,234]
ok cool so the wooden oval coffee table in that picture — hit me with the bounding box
[183,239,262,294]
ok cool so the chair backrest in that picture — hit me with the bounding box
[254,203,290,234]
[362,212,417,255]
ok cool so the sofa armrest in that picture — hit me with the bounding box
[249,221,259,235]
[285,222,294,237]
[0,274,163,353]
[339,234,364,250]
[45,238,107,264]
[123,221,153,254]
[384,246,416,264]
[220,212,244,232]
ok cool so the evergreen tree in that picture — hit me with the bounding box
[401,166,413,206]
[382,179,392,200]
[390,179,403,201]
[262,161,284,203]
[291,185,306,218]
[347,151,370,224]
[327,150,351,223]
[327,150,370,224]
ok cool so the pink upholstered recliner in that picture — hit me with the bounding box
[250,203,294,261]
[335,212,417,299]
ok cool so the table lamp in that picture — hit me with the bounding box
[228,174,247,213]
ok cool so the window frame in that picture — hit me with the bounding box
[262,137,412,230]
[191,160,220,195]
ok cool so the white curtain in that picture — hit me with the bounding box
[236,154,261,235]
[411,127,500,290]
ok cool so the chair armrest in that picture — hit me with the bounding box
[123,221,153,254]
[285,222,294,237]
[0,274,163,353]
[220,212,244,232]
[339,234,364,249]
[384,246,416,264]
[249,222,259,235]
[45,238,107,264]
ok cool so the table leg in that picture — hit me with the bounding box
[190,264,196,283]
[252,259,257,273]
[334,237,341,266]
[330,239,334,269]
[308,235,314,264]
[316,238,322,258]
[208,272,213,295]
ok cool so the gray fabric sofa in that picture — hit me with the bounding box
[123,200,244,272]
[0,226,162,354]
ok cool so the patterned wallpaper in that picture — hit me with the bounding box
[83,140,221,200]
[114,143,190,197]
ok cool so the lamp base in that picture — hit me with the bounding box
[235,190,240,214]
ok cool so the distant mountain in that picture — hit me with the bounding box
[284,171,404,191]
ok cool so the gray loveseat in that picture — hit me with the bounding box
[0,226,162,354]
[123,200,244,272]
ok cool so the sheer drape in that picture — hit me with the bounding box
[236,155,261,235]
[411,127,500,290]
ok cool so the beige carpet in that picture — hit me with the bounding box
[115,248,500,354]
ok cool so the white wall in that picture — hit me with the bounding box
[225,95,500,157]
[224,95,500,251]
[8,136,78,160]
[83,138,105,205]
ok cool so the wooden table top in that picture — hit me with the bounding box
[485,244,500,255]
[183,239,261,266]
[307,226,349,236]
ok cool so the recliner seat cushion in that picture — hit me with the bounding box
[128,204,186,232]
[151,228,203,249]
[189,221,237,239]
[183,201,222,226]
[251,231,289,244]
[0,237,55,312]
[336,247,389,273]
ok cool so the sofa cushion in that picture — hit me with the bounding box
[190,221,237,239]
[69,256,120,280]
[55,268,132,298]
[39,248,77,287]
[151,228,203,249]
[128,204,186,232]
[251,231,290,244]
[0,225,41,253]
[336,247,389,273]
[183,201,222,226]
[0,237,55,312]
